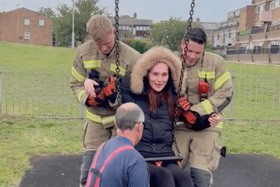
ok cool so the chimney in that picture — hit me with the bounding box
[133,12,137,19]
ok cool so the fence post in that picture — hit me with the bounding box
[230,70,236,121]
[80,104,84,119]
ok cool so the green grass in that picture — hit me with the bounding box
[0,42,75,71]
[219,120,280,160]
[0,114,85,187]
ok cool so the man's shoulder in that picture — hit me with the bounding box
[204,51,225,67]
[204,51,224,61]
[76,40,97,55]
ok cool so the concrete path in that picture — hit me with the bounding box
[19,154,280,187]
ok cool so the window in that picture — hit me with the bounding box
[256,4,266,13]
[24,32,30,39]
[24,19,30,25]
[271,1,276,10]
[229,33,232,38]
[217,35,220,40]
[39,20,44,26]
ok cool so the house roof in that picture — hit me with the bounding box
[108,16,153,26]
[1,7,52,20]
[200,22,220,30]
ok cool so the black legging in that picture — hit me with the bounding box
[147,160,193,187]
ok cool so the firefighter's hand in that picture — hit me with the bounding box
[208,113,221,127]
[84,79,99,98]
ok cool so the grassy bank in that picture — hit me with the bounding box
[0,115,85,187]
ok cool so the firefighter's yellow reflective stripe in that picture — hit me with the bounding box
[78,90,87,102]
[101,115,116,125]
[216,121,223,129]
[72,67,85,82]
[86,110,115,125]
[214,72,231,90]
[200,100,214,114]
[83,60,101,69]
[110,64,126,76]
[198,71,215,79]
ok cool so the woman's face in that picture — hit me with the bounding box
[148,62,169,92]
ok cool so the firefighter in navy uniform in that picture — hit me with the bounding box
[70,15,141,187]
[175,28,233,187]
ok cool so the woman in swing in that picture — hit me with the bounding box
[106,46,193,187]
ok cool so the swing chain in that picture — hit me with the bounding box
[173,0,195,157]
[114,0,121,101]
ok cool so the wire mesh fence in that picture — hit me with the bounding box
[223,68,280,121]
[1,67,81,119]
[1,67,280,121]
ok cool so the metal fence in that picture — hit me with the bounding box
[0,68,81,119]
[227,47,280,55]
[1,67,280,121]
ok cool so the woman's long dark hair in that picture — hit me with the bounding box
[147,69,176,122]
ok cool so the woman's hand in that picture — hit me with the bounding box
[208,113,221,127]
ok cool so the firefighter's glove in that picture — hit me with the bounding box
[97,75,117,100]
[86,95,109,108]
[178,96,191,112]
[180,110,200,129]
[86,95,100,107]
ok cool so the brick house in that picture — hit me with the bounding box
[226,0,280,64]
[108,13,153,40]
[0,8,53,46]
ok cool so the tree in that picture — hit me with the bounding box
[39,0,108,47]
[150,17,199,51]
[39,7,57,19]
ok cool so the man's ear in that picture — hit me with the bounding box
[135,123,142,133]
[112,28,116,35]
[180,40,185,49]
[114,120,117,128]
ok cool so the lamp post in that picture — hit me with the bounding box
[72,0,75,48]
[17,4,20,43]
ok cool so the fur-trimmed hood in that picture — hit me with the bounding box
[130,46,182,94]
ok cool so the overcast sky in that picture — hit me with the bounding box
[1,0,251,23]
